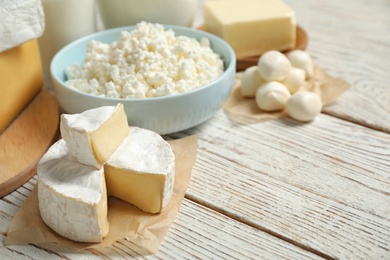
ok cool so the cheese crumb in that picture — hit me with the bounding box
[66,22,224,98]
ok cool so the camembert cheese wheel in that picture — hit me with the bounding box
[60,104,129,168]
[37,139,109,243]
[38,106,176,242]
[105,127,175,214]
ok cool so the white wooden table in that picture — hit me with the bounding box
[1,0,390,259]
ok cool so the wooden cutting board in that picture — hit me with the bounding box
[0,89,59,197]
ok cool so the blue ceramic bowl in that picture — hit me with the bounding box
[51,25,236,135]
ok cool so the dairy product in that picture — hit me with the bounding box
[105,127,175,214]
[282,68,306,93]
[38,106,176,242]
[256,81,291,111]
[66,22,224,98]
[60,104,129,168]
[97,0,197,28]
[286,91,322,122]
[0,40,43,133]
[0,0,45,52]
[38,0,96,73]
[240,66,265,97]
[203,0,296,58]
[286,50,313,79]
[257,50,292,81]
[37,139,109,243]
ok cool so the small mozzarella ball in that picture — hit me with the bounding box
[257,50,292,81]
[286,50,313,79]
[256,81,291,111]
[282,68,306,93]
[286,91,322,122]
[241,66,265,97]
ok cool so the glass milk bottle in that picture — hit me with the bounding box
[97,0,198,29]
[38,0,96,74]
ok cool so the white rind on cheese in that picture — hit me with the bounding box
[105,127,175,214]
[60,104,129,168]
[0,0,45,52]
[37,139,109,243]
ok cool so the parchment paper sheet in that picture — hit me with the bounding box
[223,65,350,121]
[5,135,198,254]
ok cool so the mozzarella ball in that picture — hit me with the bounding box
[241,66,264,97]
[282,68,306,93]
[256,81,291,111]
[257,50,292,81]
[286,50,313,79]
[286,91,322,122]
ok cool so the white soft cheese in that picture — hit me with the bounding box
[0,0,45,52]
[257,50,292,81]
[60,104,129,168]
[240,66,265,97]
[286,91,322,122]
[281,67,306,93]
[66,22,224,98]
[286,50,313,79]
[37,139,109,243]
[105,127,175,214]
[256,81,291,111]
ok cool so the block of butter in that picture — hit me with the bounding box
[203,0,296,58]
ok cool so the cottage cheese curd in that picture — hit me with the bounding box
[66,22,224,98]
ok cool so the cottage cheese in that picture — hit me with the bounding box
[66,22,224,98]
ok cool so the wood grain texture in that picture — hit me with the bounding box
[1,0,390,259]
[0,177,321,259]
[283,0,390,133]
[0,89,59,197]
[170,110,390,259]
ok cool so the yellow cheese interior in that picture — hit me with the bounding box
[91,105,130,165]
[203,0,296,58]
[0,39,43,132]
[104,165,166,214]
[97,173,109,239]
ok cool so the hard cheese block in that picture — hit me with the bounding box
[203,0,296,58]
[0,39,43,133]
[60,104,130,168]
[37,139,109,243]
[105,127,175,214]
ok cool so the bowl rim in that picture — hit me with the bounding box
[50,24,236,103]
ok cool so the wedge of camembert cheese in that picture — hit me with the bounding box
[60,104,129,168]
[105,127,175,214]
[37,139,109,243]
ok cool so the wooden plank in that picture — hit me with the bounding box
[169,110,390,259]
[283,0,390,133]
[0,178,321,259]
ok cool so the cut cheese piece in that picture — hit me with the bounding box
[0,0,45,52]
[203,0,296,58]
[105,127,175,214]
[37,139,109,243]
[60,104,129,168]
[0,39,43,133]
